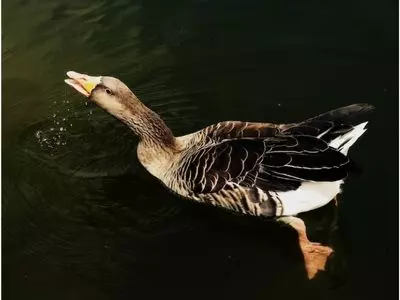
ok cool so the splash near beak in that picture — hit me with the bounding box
[64,71,102,97]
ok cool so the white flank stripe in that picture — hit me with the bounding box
[277,180,343,216]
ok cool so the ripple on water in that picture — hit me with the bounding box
[34,87,99,153]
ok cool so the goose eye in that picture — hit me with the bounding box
[105,88,113,95]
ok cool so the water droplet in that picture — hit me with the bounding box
[60,127,64,131]
[50,127,54,131]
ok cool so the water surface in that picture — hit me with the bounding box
[3,1,398,299]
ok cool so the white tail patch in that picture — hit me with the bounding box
[329,122,368,155]
[278,180,343,216]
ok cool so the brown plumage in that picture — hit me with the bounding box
[65,71,374,279]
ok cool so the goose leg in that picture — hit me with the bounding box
[332,195,338,207]
[278,216,333,279]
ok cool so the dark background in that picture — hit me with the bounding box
[3,0,398,299]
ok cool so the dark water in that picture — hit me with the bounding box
[3,0,398,299]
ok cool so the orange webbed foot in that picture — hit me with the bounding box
[279,216,333,279]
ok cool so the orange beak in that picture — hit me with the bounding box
[64,71,102,97]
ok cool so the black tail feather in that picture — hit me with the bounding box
[305,103,375,126]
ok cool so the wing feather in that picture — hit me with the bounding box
[178,118,363,198]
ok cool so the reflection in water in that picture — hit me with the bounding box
[2,0,397,299]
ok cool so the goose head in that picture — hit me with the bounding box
[65,71,175,146]
[64,71,140,120]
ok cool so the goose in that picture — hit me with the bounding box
[65,71,374,279]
